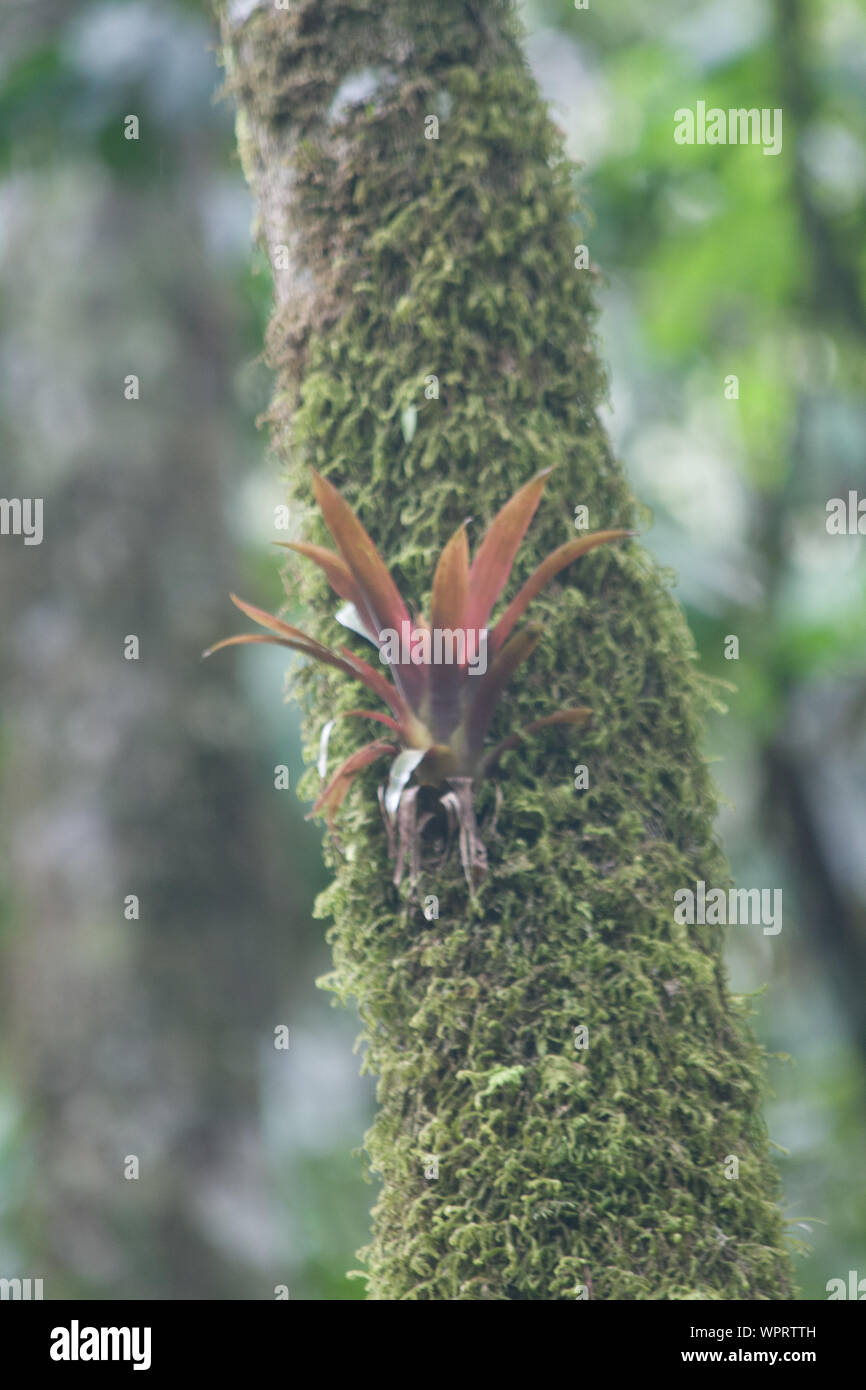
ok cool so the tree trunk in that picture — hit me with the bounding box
[214,0,795,1300]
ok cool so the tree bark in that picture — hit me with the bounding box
[214,0,795,1299]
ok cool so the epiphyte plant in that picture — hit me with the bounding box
[205,467,630,889]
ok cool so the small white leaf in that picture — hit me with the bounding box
[317,719,336,780]
[384,747,427,818]
[400,404,418,444]
[335,601,379,646]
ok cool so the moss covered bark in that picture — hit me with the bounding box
[214,0,795,1300]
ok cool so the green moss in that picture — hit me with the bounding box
[216,0,796,1299]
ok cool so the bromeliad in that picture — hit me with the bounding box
[204,467,630,889]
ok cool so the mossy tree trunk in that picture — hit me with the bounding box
[214,0,795,1300]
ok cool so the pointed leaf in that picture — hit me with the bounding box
[202,633,299,660]
[401,404,418,443]
[491,530,631,651]
[273,540,356,601]
[230,593,404,711]
[431,522,469,634]
[428,522,471,738]
[317,719,337,780]
[479,707,593,777]
[226,594,332,652]
[522,707,593,732]
[336,643,414,722]
[335,601,379,645]
[308,740,398,824]
[341,711,403,733]
[465,467,554,630]
[275,540,376,629]
[311,470,409,638]
[460,625,542,756]
[341,707,403,734]
[318,709,403,780]
[206,597,410,722]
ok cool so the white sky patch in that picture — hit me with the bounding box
[65,2,215,118]
[263,1025,373,1152]
[669,0,771,70]
[626,404,766,609]
[784,515,865,623]
[629,412,748,539]
[522,27,615,170]
[236,471,299,548]
[819,0,866,79]
[198,178,257,262]
[801,122,866,214]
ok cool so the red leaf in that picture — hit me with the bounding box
[333,641,404,713]
[308,740,398,825]
[428,522,471,737]
[480,706,593,776]
[465,467,553,631]
[225,594,327,649]
[459,625,541,758]
[275,540,377,634]
[318,707,405,779]
[341,707,403,734]
[491,530,631,651]
[431,522,469,634]
[202,633,292,659]
[311,470,429,707]
[311,470,409,639]
[205,596,410,723]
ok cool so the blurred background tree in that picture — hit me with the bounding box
[0,0,371,1299]
[0,0,863,1298]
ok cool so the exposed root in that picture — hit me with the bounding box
[382,776,488,897]
[445,777,488,888]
